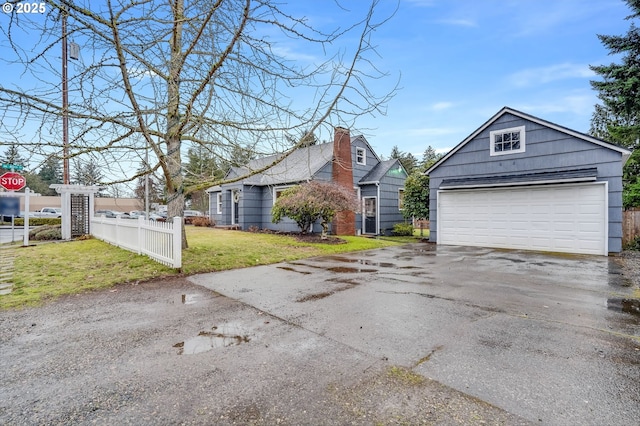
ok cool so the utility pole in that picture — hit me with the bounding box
[62,5,70,184]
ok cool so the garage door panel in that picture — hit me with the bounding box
[438,183,607,255]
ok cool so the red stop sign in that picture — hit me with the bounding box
[0,172,26,191]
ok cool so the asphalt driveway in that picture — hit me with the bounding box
[188,244,640,425]
[1,243,638,425]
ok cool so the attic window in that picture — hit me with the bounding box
[356,147,366,165]
[490,126,525,156]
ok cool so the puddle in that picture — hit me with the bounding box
[277,266,312,274]
[313,256,396,268]
[492,256,526,263]
[174,325,250,355]
[327,266,377,273]
[297,278,361,302]
[607,298,640,316]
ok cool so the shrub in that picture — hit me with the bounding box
[272,180,360,237]
[29,225,62,241]
[191,216,213,227]
[624,236,640,251]
[392,222,414,236]
[7,218,61,227]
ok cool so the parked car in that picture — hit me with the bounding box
[148,212,166,222]
[31,207,62,218]
[129,210,147,219]
[95,210,131,219]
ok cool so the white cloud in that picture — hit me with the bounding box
[407,127,457,137]
[508,63,594,87]
[431,101,455,111]
[437,18,478,27]
[517,93,596,116]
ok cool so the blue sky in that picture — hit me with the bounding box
[0,0,633,173]
[328,0,632,160]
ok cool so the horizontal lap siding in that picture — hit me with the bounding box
[379,176,405,235]
[429,113,626,253]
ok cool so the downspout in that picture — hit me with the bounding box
[376,182,380,235]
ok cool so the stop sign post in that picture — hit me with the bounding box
[0,172,26,191]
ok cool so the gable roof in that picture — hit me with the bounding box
[425,106,632,175]
[226,142,335,186]
[360,158,406,184]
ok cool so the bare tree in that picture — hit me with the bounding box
[0,0,397,247]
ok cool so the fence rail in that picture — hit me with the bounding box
[623,209,640,247]
[91,216,182,268]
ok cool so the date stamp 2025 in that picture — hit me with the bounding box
[3,2,46,14]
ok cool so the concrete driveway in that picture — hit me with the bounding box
[189,243,640,425]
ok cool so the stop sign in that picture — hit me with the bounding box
[0,172,26,191]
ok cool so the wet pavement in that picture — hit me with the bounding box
[188,244,640,425]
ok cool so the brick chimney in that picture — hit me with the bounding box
[332,126,356,235]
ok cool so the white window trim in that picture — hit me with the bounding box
[398,188,405,210]
[356,147,366,165]
[489,125,526,156]
[216,193,222,214]
[273,185,293,206]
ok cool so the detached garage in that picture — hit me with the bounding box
[426,107,631,255]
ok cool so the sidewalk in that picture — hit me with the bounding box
[0,245,17,295]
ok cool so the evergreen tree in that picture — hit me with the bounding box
[421,146,443,170]
[389,145,418,174]
[73,158,103,186]
[590,0,640,206]
[0,145,28,170]
[38,156,62,195]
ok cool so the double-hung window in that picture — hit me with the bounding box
[356,147,366,165]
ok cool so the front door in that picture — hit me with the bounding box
[232,190,240,225]
[363,197,377,234]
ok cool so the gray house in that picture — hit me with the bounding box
[426,107,631,255]
[207,127,408,235]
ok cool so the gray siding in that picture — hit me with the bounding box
[429,112,626,253]
[207,136,406,235]
[379,173,406,235]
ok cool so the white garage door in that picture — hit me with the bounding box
[437,182,608,255]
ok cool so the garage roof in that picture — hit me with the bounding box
[426,107,632,176]
[440,168,598,189]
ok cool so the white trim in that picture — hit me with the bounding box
[362,195,378,234]
[426,107,632,175]
[356,147,366,165]
[216,193,222,214]
[398,188,405,210]
[489,125,525,156]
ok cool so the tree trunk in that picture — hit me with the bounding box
[167,0,187,249]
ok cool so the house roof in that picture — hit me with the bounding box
[425,106,632,175]
[225,142,335,186]
[359,159,406,184]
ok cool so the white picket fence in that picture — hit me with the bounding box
[91,216,182,268]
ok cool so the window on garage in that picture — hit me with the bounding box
[490,126,525,156]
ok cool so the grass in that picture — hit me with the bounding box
[2,227,420,310]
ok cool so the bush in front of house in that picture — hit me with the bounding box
[272,180,360,238]
[191,216,214,227]
[392,222,414,236]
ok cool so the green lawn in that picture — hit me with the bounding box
[2,227,420,310]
